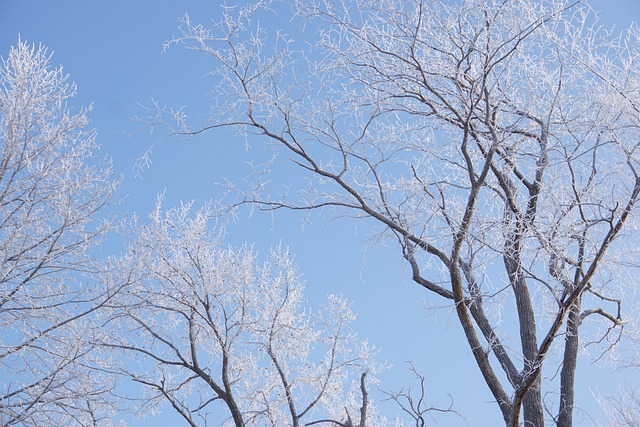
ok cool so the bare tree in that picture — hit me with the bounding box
[382,362,465,427]
[139,0,640,425]
[103,201,384,427]
[597,384,640,427]
[0,41,119,426]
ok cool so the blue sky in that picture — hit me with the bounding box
[1,1,640,425]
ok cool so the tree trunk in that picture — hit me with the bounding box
[515,277,544,427]
[557,297,581,427]
[523,379,544,427]
[504,216,544,427]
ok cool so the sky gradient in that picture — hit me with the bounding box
[2,1,640,425]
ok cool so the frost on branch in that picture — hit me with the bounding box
[0,41,119,426]
[141,1,640,426]
[104,201,386,427]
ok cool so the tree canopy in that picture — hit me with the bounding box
[141,1,640,425]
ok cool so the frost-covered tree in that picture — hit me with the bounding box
[103,201,383,427]
[0,41,119,426]
[140,0,640,426]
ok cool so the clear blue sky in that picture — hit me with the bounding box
[1,1,639,425]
